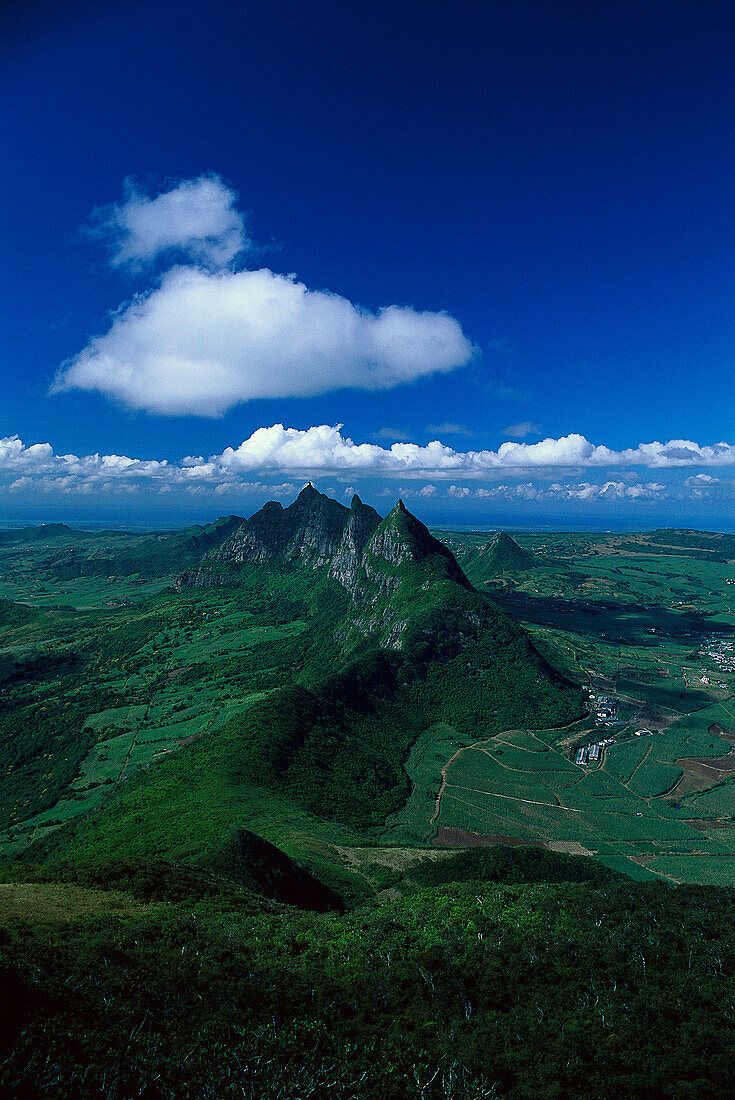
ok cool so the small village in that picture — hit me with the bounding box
[573,694,652,766]
[698,634,735,676]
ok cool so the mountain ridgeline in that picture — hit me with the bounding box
[170,485,578,826]
[176,483,476,654]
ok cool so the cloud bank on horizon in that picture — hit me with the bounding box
[0,424,732,507]
[54,176,475,416]
[214,425,735,472]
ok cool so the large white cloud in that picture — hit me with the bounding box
[55,176,477,415]
[54,267,476,416]
[87,175,248,270]
[216,424,735,474]
[0,425,733,500]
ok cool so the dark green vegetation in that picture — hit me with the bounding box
[4,870,735,1098]
[0,490,576,862]
[436,530,534,580]
[0,516,243,606]
[4,501,735,1095]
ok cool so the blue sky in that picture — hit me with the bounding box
[3,0,735,526]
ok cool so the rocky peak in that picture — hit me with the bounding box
[200,484,351,572]
[176,488,474,654]
[329,494,382,591]
[365,500,472,588]
[294,482,320,505]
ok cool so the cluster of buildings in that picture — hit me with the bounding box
[574,727,652,767]
[594,696,619,723]
[699,634,735,675]
[575,737,616,766]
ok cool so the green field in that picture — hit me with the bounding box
[4,517,735,1095]
[417,528,735,884]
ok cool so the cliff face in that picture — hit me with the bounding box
[341,500,477,652]
[360,500,471,587]
[177,484,381,591]
[212,484,351,570]
[328,494,382,592]
[175,486,479,653]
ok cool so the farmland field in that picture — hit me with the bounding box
[413,527,735,883]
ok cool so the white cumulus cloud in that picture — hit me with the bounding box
[685,473,720,487]
[210,424,735,475]
[55,267,475,416]
[87,175,249,270]
[0,425,732,504]
[441,480,668,503]
[56,176,476,416]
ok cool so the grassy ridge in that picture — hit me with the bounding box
[226,602,578,827]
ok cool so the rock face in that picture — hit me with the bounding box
[177,483,381,590]
[175,485,478,652]
[213,484,350,569]
[340,500,477,652]
[360,500,471,589]
[328,494,382,592]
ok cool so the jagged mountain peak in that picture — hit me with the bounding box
[176,488,476,650]
[295,481,322,505]
[182,484,353,578]
[290,483,349,522]
[369,500,472,590]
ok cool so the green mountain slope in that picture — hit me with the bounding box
[488,531,535,571]
[9,489,578,876]
[170,490,578,828]
[439,529,535,587]
[5,512,735,1100]
[49,515,245,582]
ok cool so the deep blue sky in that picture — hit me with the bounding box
[2,0,735,524]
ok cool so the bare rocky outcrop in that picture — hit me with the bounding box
[359,500,471,585]
[177,484,381,590]
[175,486,479,653]
[328,494,382,592]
